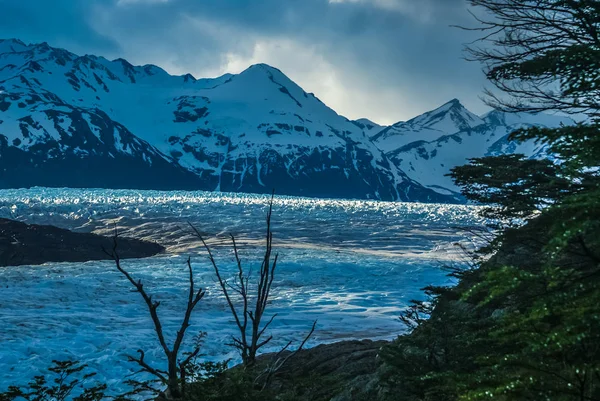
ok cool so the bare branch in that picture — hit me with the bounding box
[105,236,170,358]
[108,233,205,398]
[126,350,168,384]
[190,191,289,367]
[459,0,600,116]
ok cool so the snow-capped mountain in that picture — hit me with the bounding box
[372,99,574,195]
[0,39,453,202]
[371,99,486,151]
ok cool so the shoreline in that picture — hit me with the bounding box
[0,218,165,267]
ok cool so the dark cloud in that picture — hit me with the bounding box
[0,0,117,53]
[0,0,489,124]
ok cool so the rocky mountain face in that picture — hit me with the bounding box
[371,99,574,195]
[351,118,383,136]
[0,39,453,202]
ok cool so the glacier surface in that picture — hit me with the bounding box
[0,188,486,393]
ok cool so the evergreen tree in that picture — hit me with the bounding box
[382,1,600,400]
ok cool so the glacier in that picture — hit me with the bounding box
[0,188,486,393]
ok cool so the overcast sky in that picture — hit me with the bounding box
[0,0,490,125]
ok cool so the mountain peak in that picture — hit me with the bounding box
[245,63,282,73]
[430,98,465,114]
[405,98,484,132]
[0,39,453,202]
[231,62,310,109]
[183,73,196,83]
[0,39,44,56]
[355,117,381,126]
[239,63,297,83]
[113,57,134,68]
[0,38,28,54]
[352,118,382,132]
[0,38,26,46]
[372,99,486,151]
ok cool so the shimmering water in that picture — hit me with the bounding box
[0,188,485,392]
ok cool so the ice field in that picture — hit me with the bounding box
[0,188,486,392]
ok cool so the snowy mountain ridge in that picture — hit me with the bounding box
[372,99,574,195]
[0,38,571,202]
[0,39,453,202]
[371,99,486,151]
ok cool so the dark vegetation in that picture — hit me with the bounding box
[2,0,600,400]
[0,218,164,267]
[380,1,600,400]
[0,340,384,401]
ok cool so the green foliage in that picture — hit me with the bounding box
[511,123,600,174]
[449,154,573,219]
[380,283,496,401]
[468,0,600,114]
[382,193,600,401]
[489,44,600,104]
[381,1,600,400]
[0,361,108,401]
[182,366,269,401]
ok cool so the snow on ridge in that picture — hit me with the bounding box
[400,98,485,132]
[379,105,577,196]
[1,37,563,202]
[0,39,453,202]
[371,98,486,155]
[352,118,383,135]
[482,109,575,128]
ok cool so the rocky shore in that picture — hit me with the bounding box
[255,339,388,401]
[0,218,164,266]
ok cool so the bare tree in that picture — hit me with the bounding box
[458,0,600,116]
[189,194,316,370]
[104,236,205,399]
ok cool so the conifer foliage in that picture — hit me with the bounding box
[382,1,600,400]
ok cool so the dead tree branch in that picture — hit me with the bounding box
[189,193,280,367]
[103,234,205,399]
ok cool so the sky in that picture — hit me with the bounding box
[0,0,490,125]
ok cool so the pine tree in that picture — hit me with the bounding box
[381,1,600,400]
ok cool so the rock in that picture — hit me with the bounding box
[256,339,388,401]
[0,218,164,266]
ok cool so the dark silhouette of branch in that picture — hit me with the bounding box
[104,231,205,399]
[189,192,282,367]
[457,0,600,116]
[126,350,168,384]
[103,236,170,359]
